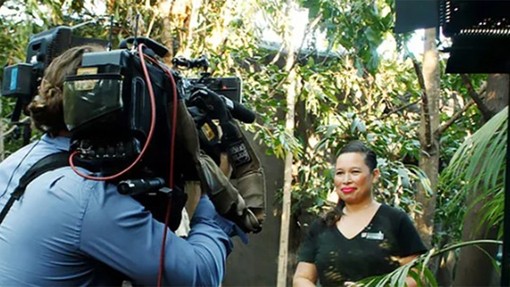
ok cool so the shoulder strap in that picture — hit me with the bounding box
[0,152,70,225]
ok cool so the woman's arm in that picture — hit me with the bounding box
[395,210,428,287]
[399,254,419,287]
[293,262,318,287]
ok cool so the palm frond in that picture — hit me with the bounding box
[442,107,507,188]
[357,240,502,287]
[439,107,507,234]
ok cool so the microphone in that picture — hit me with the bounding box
[220,95,256,124]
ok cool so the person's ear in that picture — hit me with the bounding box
[372,168,380,184]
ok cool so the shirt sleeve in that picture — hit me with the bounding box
[297,220,322,263]
[80,182,234,287]
[395,212,428,257]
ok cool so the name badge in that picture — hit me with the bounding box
[361,231,384,240]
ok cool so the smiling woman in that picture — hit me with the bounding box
[292,140,427,287]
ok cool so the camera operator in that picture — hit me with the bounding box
[0,45,245,286]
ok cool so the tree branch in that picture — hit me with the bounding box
[412,58,432,148]
[287,12,322,72]
[268,12,322,98]
[460,74,493,121]
[435,99,475,137]
[380,99,420,120]
[436,81,486,137]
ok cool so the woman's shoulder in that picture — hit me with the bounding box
[305,216,329,236]
[378,203,409,219]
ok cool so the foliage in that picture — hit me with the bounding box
[0,1,52,155]
[431,73,486,246]
[439,107,507,239]
[359,239,502,286]
[298,0,394,74]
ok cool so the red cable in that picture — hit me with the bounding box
[69,44,157,182]
[156,58,179,287]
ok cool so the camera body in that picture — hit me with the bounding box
[64,48,175,177]
[63,45,245,180]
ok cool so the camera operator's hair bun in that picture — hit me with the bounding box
[27,44,105,137]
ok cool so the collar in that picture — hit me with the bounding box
[40,134,71,152]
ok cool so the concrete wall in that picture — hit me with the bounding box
[222,134,284,287]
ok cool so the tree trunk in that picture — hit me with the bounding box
[452,198,500,287]
[452,74,509,287]
[277,1,299,286]
[485,74,509,115]
[415,28,440,247]
[155,0,197,61]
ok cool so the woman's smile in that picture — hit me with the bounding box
[340,187,356,194]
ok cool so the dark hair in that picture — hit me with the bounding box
[338,140,377,172]
[27,45,104,137]
[323,140,377,226]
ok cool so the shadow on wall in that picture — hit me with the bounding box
[222,132,284,287]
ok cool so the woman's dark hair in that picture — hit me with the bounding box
[323,140,377,226]
[27,44,104,137]
[338,140,377,172]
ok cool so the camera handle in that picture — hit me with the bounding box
[172,56,210,70]
[119,37,169,58]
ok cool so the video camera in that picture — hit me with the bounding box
[2,24,252,170]
[1,25,108,140]
[1,22,263,232]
